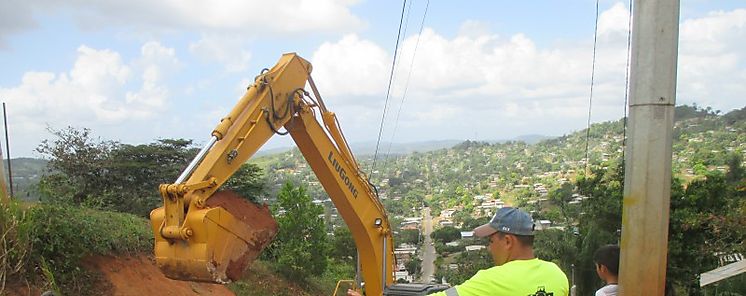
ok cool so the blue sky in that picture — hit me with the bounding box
[0,0,744,157]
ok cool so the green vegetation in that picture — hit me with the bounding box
[0,201,152,295]
[430,226,461,244]
[1,104,743,294]
[2,125,352,295]
[265,183,330,280]
[222,163,267,203]
[2,157,47,200]
[35,126,197,216]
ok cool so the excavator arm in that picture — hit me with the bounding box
[149,53,395,296]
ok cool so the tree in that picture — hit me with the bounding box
[395,229,421,246]
[533,228,578,274]
[564,163,624,295]
[667,168,745,295]
[430,226,461,243]
[460,216,490,231]
[725,153,744,184]
[405,257,422,277]
[268,182,329,280]
[557,159,745,295]
[36,126,199,216]
[443,249,492,285]
[36,127,118,207]
[548,183,576,223]
[330,226,356,261]
[103,139,196,215]
[222,163,266,203]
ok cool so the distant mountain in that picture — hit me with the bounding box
[255,135,553,157]
[2,157,47,200]
[348,140,464,156]
[255,146,294,157]
[509,134,553,144]
[479,134,554,145]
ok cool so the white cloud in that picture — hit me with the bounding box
[311,34,390,98]
[0,0,37,48]
[3,2,744,157]
[189,35,252,72]
[597,2,631,40]
[0,42,178,156]
[3,0,363,40]
[458,20,493,39]
[678,9,746,109]
[306,4,746,145]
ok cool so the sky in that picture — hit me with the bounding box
[0,0,744,158]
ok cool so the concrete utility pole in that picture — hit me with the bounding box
[619,0,680,295]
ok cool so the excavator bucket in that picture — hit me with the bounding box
[150,191,278,283]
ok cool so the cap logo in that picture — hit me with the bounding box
[501,226,510,231]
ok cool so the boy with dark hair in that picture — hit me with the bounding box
[593,245,620,296]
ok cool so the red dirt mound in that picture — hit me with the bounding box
[205,190,279,281]
[85,255,235,296]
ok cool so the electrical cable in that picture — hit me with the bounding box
[383,0,430,166]
[370,0,408,177]
[583,0,600,174]
[621,0,633,164]
[393,0,414,76]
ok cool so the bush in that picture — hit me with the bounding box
[23,204,153,294]
[308,259,356,294]
[0,201,32,294]
[265,183,329,281]
[431,226,461,243]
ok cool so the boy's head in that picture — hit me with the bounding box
[594,244,620,282]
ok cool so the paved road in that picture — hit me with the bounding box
[418,207,436,283]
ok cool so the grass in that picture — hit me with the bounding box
[228,259,355,296]
[1,201,153,295]
[3,200,355,296]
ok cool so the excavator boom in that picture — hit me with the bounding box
[150,53,396,295]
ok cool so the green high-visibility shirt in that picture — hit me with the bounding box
[430,258,569,296]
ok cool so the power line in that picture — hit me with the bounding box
[384,0,430,165]
[622,0,633,163]
[584,0,600,174]
[395,0,414,74]
[371,0,408,176]
[388,0,414,100]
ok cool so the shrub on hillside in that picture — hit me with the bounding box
[265,183,329,281]
[0,201,32,294]
[23,204,152,294]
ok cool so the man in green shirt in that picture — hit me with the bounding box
[430,207,569,296]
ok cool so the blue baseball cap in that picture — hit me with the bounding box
[473,207,535,237]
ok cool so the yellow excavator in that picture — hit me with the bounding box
[149,53,448,296]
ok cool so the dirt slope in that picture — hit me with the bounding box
[85,255,235,296]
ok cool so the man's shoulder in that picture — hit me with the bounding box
[483,259,567,280]
[595,284,619,296]
[537,259,565,270]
